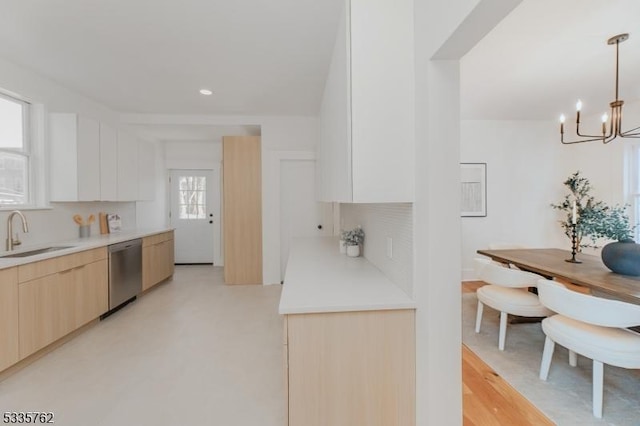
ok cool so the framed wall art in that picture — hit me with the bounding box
[460,163,487,217]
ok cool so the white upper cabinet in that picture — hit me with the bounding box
[137,140,156,201]
[99,123,118,201]
[116,130,139,201]
[318,0,415,203]
[50,114,154,202]
[50,114,101,201]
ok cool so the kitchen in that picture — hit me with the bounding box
[0,0,560,425]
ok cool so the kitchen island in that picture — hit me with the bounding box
[279,237,415,426]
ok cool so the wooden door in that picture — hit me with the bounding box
[223,136,263,284]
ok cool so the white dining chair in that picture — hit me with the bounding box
[537,279,640,418]
[474,258,553,351]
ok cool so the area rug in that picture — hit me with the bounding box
[462,292,640,425]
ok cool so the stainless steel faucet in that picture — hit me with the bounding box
[6,210,29,251]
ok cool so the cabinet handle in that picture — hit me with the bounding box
[59,264,86,274]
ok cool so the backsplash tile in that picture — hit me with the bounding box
[341,203,413,296]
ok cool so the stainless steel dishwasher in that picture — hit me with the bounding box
[108,239,142,311]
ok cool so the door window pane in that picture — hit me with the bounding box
[178,176,206,219]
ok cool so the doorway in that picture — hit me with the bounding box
[169,169,221,264]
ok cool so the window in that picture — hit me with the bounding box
[0,93,30,206]
[627,144,640,241]
[178,176,207,219]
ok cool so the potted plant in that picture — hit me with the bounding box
[339,230,347,254]
[344,226,365,257]
[552,171,639,275]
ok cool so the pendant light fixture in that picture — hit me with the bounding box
[560,33,640,144]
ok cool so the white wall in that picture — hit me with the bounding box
[413,0,523,424]
[136,142,167,229]
[165,140,223,168]
[341,203,413,296]
[460,120,565,279]
[0,202,135,247]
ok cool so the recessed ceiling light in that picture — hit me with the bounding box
[199,89,213,96]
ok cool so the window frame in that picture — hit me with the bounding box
[0,91,32,208]
[625,142,640,242]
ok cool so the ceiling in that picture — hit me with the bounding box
[1,0,638,122]
[461,0,640,120]
[0,0,343,115]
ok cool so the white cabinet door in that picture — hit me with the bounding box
[350,0,414,203]
[137,140,156,201]
[116,131,139,201]
[318,4,352,203]
[50,113,100,202]
[317,0,415,203]
[99,123,117,201]
[76,117,100,201]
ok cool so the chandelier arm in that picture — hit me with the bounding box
[619,128,640,137]
[575,121,603,139]
[561,135,609,144]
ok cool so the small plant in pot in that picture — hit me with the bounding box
[339,230,348,254]
[552,171,639,275]
[344,227,365,257]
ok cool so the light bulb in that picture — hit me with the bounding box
[576,99,583,111]
[199,89,213,96]
[602,113,608,123]
[560,114,566,123]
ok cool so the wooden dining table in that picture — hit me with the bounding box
[477,248,640,305]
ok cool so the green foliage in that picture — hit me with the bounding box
[551,171,635,248]
[343,226,365,246]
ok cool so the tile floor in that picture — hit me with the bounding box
[0,266,285,426]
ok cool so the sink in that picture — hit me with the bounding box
[0,246,75,258]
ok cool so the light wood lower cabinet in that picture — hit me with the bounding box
[0,268,19,372]
[18,249,108,359]
[284,309,415,426]
[142,231,175,291]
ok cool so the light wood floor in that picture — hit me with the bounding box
[461,281,553,426]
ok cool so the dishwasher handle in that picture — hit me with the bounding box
[108,238,142,253]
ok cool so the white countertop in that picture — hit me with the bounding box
[0,228,173,270]
[278,237,415,314]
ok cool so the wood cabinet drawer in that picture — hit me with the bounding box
[18,247,107,283]
[142,231,174,248]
